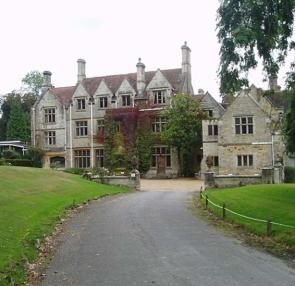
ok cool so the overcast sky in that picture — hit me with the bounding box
[0,0,292,101]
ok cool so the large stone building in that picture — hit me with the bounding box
[32,42,215,177]
[201,80,290,176]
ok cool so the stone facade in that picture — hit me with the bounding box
[32,42,214,178]
[201,84,286,177]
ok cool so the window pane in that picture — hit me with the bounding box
[214,125,218,135]
[248,125,253,134]
[237,155,242,166]
[208,125,212,136]
[235,126,240,134]
[242,125,247,134]
[249,155,253,166]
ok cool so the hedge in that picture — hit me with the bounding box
[5,159,34,167]
[284,166,295,183]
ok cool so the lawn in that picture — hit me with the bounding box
[201,184,295,245]
[0,166,131,286]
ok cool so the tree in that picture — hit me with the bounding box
[21,70,43,96]
[6,99,30,142]
[162,93,206,176]
[217,0,295,95]
[285,90,295,153]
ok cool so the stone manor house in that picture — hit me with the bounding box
[32,42,290,178]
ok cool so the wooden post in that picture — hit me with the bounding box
[222,203,226,219]
[200,190,202,199]
[205,195,208,209]
[267,219,272,236]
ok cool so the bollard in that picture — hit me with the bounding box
[205,195,208,209]
[222,203,226,219]
[267,219,272,236]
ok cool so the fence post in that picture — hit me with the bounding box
[222,203,226,219]
[205,195,208,209]
[267,219,272,236]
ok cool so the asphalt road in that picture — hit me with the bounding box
[44,190,295,286]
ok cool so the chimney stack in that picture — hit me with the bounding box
[136,58,145,96]
[269,75,278,91]
[181,41,191,75]
[42,71,52,93]
[77,59,86,83]
[181,41,194,95]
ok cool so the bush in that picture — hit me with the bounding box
[2,149,21,159]
[25,147,45,167]
[63,168,85,175]
[5,159,34,167]
[284,166,295,183]
[0,158,6,165]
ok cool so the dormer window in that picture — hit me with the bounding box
[122,94,131,106]
[99,97,108,108]
[77,98,86,110]
[153,90,166,104]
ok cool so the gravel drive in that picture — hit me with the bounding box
[43,181,294,286]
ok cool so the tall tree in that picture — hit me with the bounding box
[21,70,43,96]
[6,99,30,142]
[285,89,295,153]
[162,93,206,176]
[217,0,295,95]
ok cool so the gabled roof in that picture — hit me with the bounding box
[50,86,77,105]
[82,68,182,96]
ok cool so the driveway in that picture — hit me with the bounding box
[43,182,294,286]
[140,178,203,192]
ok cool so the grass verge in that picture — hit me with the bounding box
[196,184,295,258]
[0,166,131,286]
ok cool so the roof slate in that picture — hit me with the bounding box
[48,68,183,106]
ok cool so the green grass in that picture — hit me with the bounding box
[0,166,131,286]
[201,184,295,245]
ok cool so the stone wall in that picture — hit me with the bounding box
[91,170,140,190]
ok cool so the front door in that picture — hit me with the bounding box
[157,154,166,175]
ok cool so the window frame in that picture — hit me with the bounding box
[237,154,253,167]
[44,108,56,124]
[74,149,90,168]
[122,94,131,107]
[75,121,88,137]
[151,146,171,168]
[95,148,104,168]
[76,98,86,111]
[152,116,166,133]
[153,90,166,105]
[97,119,104,133]
[45,130,56,146]
[208,124,218,136]
[235,116,254,135]
[99,96,108,109]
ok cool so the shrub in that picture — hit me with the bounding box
[25,147,45,167]
[63,168,85,175]
[284,166,295,183]
[0,158,6,165]
[5,159,34,167]
[2,149,21,159]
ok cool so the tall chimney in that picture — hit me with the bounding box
[181,41,191,75]
[269,75,278,91]
[42,71,52,93]
[136,58,145,96]
[181,41,194,94]
[77,59,86,83]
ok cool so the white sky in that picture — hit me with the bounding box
[0,0,292,101]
